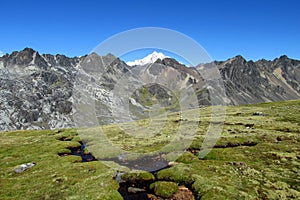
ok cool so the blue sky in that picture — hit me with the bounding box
[0,0,299,62]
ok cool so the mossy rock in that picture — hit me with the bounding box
[176,151,198,164]
[121,170,155,183]
[83,148,90,155]
[57,148,71,155]
[157,164,195,185]
[150,181,178,198]
[64,141,82,149]
[71,136,81,142]
[55,131,77,141]
[61,155,82,163]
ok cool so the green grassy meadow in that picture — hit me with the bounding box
[0,100,299,199]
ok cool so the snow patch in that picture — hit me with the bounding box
[126,51,169,66]
[29,51,37,65]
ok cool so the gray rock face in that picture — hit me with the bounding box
[0,48,79,130]
[212,55,300,105]
[0,48,299,131]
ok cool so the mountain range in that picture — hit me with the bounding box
[0,48,299,131]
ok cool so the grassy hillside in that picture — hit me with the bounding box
[0,100,299,199]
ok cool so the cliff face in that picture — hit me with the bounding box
[213,55,300,105]
[0,48,299,131]
[0,48,80,130]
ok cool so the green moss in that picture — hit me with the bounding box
[150,181,178,198]
[57,148,71,155]
[83,148,90,155]
[157,164,195,185]
[0,129,122,200]
[121,171,155,183]
[71,136,82,142]
[176,151,198,164]
[64,141,82,149]
[60,155,83,163]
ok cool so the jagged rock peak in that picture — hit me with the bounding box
[155,57,183,66]
[279,55,289,60]
[105,53,117,59]
[2,47,39,66]
[20,47,36,54]
[229,55,246,63]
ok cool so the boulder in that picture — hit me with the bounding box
[14,162,36,173]
[253,112,265,116]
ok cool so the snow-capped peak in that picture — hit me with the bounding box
[126,51,169,66]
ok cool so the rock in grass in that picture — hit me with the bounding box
[253,112,265,116]
[14,162,36,173]
[150,181,178,198]
[128,187,146,193]
[168,161,179,167]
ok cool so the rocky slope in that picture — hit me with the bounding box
[0,48,299,131]
[214,55,300,105]
[0,48,79,130]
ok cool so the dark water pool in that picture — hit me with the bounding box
[69,143,96,162]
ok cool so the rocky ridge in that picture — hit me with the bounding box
[0,48,299,131]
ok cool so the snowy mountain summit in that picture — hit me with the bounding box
[126,51,169,66]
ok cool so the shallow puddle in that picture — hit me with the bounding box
[58,142,96,162]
